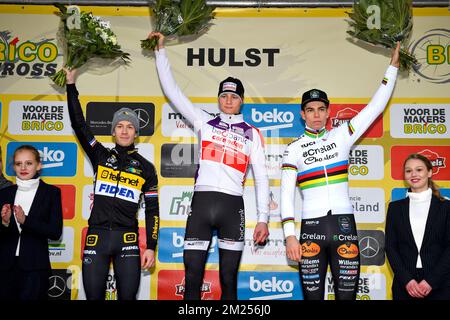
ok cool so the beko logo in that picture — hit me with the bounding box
[251,108,294,125]
[242,104,304,138]
[39,147,65,168]
[250,277,294,295]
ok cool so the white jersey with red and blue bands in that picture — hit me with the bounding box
[155,49,269,223]
[280,65,398,238]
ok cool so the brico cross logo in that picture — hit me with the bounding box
[0,30,58,78]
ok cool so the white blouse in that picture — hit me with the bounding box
[13,177,40,256]
[407,188,432,268]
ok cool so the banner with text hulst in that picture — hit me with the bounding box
[0,5,449,300]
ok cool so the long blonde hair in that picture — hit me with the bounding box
[403,153,445,201]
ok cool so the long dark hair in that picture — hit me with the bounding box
[403,153,445,201]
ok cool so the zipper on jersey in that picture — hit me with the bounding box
[220,122,232,165]
[110,153,123,230]
[317,131,331,212]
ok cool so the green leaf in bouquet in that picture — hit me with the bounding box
[155,0,172,12]
[141,1,182,50]
[178,0,215,36]
[51,4,131,87]
[346,0,418,71]
[158,6,182,35]
[141,0,215,51]
[141,37,159,51]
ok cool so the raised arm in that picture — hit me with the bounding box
[65,69,106,165]
[150,32,204,131]
[347,42,400,144]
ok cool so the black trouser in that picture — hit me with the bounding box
[393,269,450,300]
[82,228,141,300]
[299,212,360,300]
[183,191,245,300]
[0,257,50,300]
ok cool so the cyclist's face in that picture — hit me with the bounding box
[404,158,432,193]
[218,93,242,114]
[113,120,136,147]
[301,101,330,130]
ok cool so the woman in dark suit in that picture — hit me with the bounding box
[385,153,450,300]
[0,145,63,300]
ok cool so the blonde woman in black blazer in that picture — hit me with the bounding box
[385,153,450,300]
[0,145,63,300]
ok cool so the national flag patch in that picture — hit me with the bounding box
[145,191,158,198]
[89,138,97,147]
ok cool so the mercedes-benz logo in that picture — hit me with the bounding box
[48,275,67,298]
[134,108,150,129]
[359,236,380,259]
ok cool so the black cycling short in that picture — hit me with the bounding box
[183,191,245,300]
[299,211,360,300]
[82,227,141,300]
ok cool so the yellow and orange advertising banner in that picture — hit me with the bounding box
[0,4,449,300]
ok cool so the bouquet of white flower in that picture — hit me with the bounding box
[51,4,130,86]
